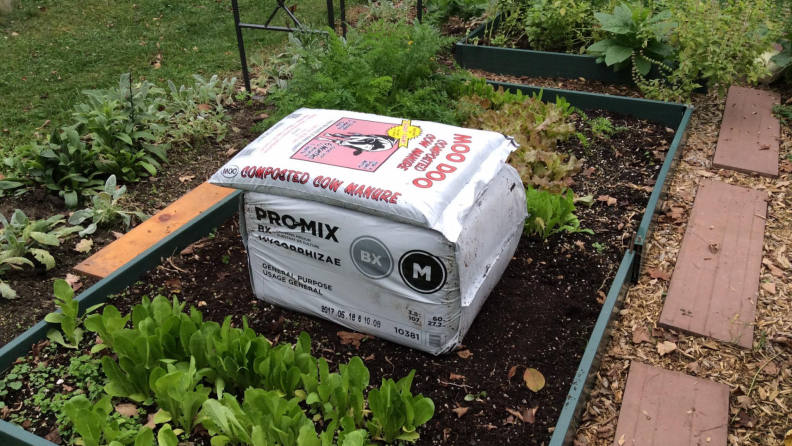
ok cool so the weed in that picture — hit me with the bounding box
[592,242,607,254]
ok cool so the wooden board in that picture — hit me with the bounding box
[74,182,236,279]
[713,86,781,177]
[659,180,767,348]
[613,362,729,446]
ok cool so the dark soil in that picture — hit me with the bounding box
[0,102,262,347]
[0,110,671,445]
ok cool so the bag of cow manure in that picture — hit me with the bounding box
[211,108,526,354]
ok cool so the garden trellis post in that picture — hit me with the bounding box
[230,0,345,93]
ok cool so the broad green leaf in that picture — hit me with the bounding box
[634,55,651,76]
[604,46,633,66]
[30,231,60,246]
[587,39,618,54]
[157,424,178,446]
[45,313,65,324]
[0,281,17,299]
[30,248,56,270]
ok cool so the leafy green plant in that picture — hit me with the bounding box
[45,279,102,348]
[68,175,148,236]
[367,370,434,443]
[459,83,581,192]
[592,241,607,253]
[0,210,82,299]
[587,3,675,77]
[150,357,212,433]
[74,74,170,183]
[302,356,369,426]
[773,103,792,127]
[524,0,596,52]
[201,389,323,446]
[588,116,626,139]
[260,19,461,129]
[426,0,490,22]
[63,395,153,446]
[1,128,105,208]
[524,187,593,239]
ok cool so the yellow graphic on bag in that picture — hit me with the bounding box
[387,120,422,148]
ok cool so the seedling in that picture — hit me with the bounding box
[464,390,487,402]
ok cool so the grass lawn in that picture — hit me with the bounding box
[0,0,351,157]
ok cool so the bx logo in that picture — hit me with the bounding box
[221,165,239,178]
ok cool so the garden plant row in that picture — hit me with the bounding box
[0,15,691,446]
[447,0,792,102]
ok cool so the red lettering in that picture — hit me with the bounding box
[344,183,358,195]
[328,179,344,192]
[437,163,456,173]
[390,193,401,204]
[453,134,473,144]
[413,178,432,188]
[446,153,465,162]
[380,191,392,202]
[371,188,383,199]
[427,171,446,181]
[300,172,310,184]
[255,167,266,179]
[451,144,469,153]
[313,176,323,187]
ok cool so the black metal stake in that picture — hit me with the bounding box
[417,0,422,23]
[230,0,252,94]
[230,0,341,94]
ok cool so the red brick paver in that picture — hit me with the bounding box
[659,180,767,348]
[74,182,235,279]
[613,362,729,446]
[713,86,781,177]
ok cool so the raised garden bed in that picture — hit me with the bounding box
[0,84,692,446]
[454,17,705,94]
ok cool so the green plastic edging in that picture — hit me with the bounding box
[0,189,241,446]
[633,106,694,277]
[0,86,691,446]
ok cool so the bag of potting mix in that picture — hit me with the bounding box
[210,108,526,354]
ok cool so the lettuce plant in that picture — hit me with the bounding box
[150,357,212,433]
[45,279,102,348]
[367,370,435,443]
[524,187,593,239]
[63,395,152,446]
[68,175,149,236]
[303,356,369,426]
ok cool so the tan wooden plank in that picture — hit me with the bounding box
[659,180,767,348]
[713,86,781,177]
[74,182,235,279]
[613,362,729,446]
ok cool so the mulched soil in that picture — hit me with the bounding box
[1,110,673,445]
[0,101,261,347]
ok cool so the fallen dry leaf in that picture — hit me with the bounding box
[111,231,124,239]
[164,278,182,290]
[736,395,752,410]
[784,429,792,446]
[115,403,138,417]
[696,170,716,177]
[337,331,373,349]
[44,427,62,444]
[505,408,524,422]
[761,282,776,294]
[74,238,93,253]
[646,268,671,281]
[477,423,497,431]
[523,406,537,424]
[574,241,586,251]
[449,373,465,381]
[65,273,82,292]
[507,365,517,380]
[597,195,618,206]
[657,341,677,356]
[632,326,653,344]
[523,368,545,392]
[686,361,700,374]
[364,354,375,361]
[197,104,212,111]
[762,361,779,376]
[452,406,469,418]
[179,175,196,183]
[457,349,473,359]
